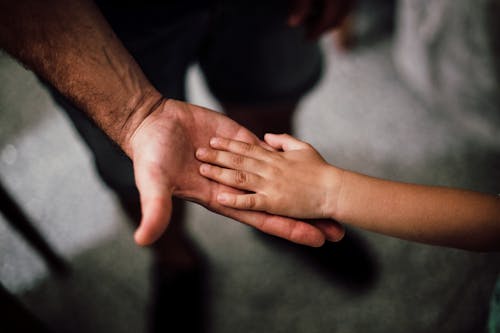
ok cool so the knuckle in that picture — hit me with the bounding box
[268,166,280,177]
[245,196,257,209]
[240,142,254,153]
[230,153,245,167]
[234,170,247,185]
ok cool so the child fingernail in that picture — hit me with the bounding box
[200,164,210,174]
[210,137,219,146]
[217,193,229,203]
[196,148,207,157]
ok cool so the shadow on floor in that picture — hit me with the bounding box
[17,229,151,333]
[257,228,379,295]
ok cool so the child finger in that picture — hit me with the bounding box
[217,192,266,211]
[209,137,273,161]
[199,163,261,192]
[196,147,266,174]
[264,133,311,151]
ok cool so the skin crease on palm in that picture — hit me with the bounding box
[128,99,345,247]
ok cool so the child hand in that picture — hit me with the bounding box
[195,133,343,220]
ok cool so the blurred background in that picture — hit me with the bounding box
[1,0,500,332]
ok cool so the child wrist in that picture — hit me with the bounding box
[321,165,345,220]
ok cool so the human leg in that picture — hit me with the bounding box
[198,0,322,133]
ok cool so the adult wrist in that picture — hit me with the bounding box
[118,89,166,157]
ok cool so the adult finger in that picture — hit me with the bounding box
[310,219,345,242]
[133,161,174,246]
[218,203,327,247]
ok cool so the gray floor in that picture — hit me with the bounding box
[1,23,500,333]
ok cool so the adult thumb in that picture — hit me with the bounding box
[134,194,173,246]
[132,163,174,246]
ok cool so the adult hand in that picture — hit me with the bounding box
[127,99,345,247]
[288,0,353,39]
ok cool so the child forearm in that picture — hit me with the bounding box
[194,134,500,250]
[331,169,500,251]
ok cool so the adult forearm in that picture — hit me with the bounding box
[0,0,161,155]
[333,170,500,251]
